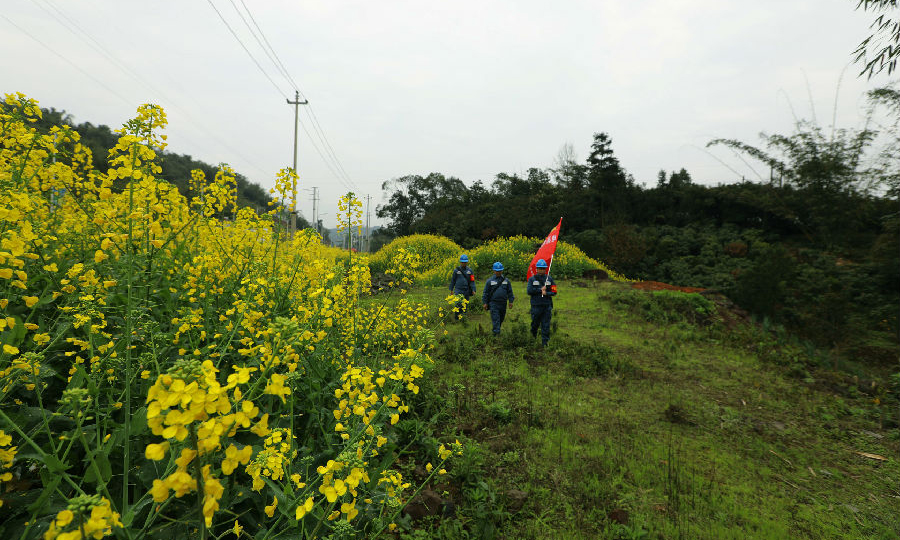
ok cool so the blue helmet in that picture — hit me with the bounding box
[459,254,469,263]
[492,262,504,271]
[535,258,548,268]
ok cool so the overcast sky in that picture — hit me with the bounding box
[3,0,894,228]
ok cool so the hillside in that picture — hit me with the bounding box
[393,280,899,539]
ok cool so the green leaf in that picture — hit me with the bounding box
[84,454,111,484]
[41,454,70,474]
[129,406,148,436]
[120,495,153,527]
[10,316,26,345]
[29,469,62,513]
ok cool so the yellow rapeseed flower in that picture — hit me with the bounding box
[295,497,314,520]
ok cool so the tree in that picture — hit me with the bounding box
[586,132,633,227]
[656,169,668,188]
[707,108,888,247]
[553,142,585,188]
[28,106,274,212]
[867,86,900,198]
[853,0,900,78]
[376,173,467,236]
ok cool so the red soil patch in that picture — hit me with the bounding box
[631,281,705,294]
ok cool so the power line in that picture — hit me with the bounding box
[19,0,274,180]
[208,0,358,193]
[205,0,288,99]
[229,1,359,192]
[239,0,301,92]
[303,106,359,191]
[228,0,293,90]
[297,116,356,192]
[1,13,133,106]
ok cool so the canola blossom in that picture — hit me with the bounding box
[374,233,630,286]
[0,94,459,539]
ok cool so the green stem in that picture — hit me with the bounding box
[0,408,86,496]
[122,140,140,514]
[29,364,57,454]
[77,431,116,505]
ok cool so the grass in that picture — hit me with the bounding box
[392,279,900,539]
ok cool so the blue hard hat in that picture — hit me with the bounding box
[536,258,548,268]
[492,262,504,271]
[459,254,469,263]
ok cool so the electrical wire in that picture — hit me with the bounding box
[298,116,358,192]
[303,106,360,191]
[205,0,288,100]
[232,1,361,192]
[239,0,301,91]
[228,0,294,92]
[210,0,361,193]
[1,13,133,106]
[22,0,274,180]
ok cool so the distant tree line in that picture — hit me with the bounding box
[377,89,899,363]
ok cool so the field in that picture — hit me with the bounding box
[393,280,900,539]
[1,94,897,540]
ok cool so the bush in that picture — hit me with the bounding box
[611,289,714,325]
[471,235,629,281]
[375,233,632,287]
[556,341,618,377]
[368,234,463,276]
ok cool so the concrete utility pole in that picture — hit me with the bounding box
[286,90,308,236]
[311,187,319,234]
[365,194,371,252]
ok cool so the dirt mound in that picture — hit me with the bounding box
[631,281,705,294]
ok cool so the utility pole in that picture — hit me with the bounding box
[311,187,319,235]
[286,90,308,237]
[365,194,371,252]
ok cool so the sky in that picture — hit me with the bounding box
[2,0,895,229]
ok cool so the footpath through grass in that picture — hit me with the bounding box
[394,279,899,539]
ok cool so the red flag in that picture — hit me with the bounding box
[526,218,562,281]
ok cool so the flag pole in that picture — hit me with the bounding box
[541,217,561,297]
[545,217,562,278]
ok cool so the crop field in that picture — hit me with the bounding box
[0,94,897,540]
[0,95,463,539]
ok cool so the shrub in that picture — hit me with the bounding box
[612,289,714,325]
[368,234,462,276]
[376,233,631,287]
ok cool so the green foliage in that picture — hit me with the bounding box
[486,399,514,425]
[372,91,899,366]
[611,288,714,326]
[372,234,628,287]
[853,1,900,78]
[730,242,795,318]
[408,281,900,539]
[557,341,618,377]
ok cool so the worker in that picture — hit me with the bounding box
[449,254,476,319]
[526,258,557,346]
[482,261,515,335]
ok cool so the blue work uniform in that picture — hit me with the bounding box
[482,274,515,335]
[526,273,557,345]
[449,266,476,318]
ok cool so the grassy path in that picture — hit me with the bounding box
[401,280,899,539]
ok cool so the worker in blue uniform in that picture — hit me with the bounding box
[526,258,557,346]
[449,254,476,319]
[482,262,515,335]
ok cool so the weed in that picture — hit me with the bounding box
[487,399,514,425]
